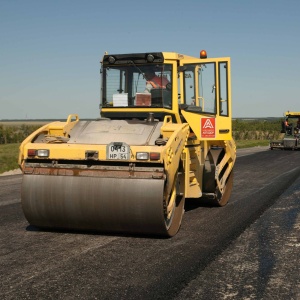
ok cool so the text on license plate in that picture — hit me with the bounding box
[107,142,130,160]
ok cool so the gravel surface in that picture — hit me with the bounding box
[175,175,300,299]
[0,169,22,176]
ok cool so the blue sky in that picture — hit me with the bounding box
[1,0,299,119]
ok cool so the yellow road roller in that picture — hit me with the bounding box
[270,111,300,150]
[19,50,236,237]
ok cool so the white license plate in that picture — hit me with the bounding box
[107,142,130,160]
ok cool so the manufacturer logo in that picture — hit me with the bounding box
[201,118,216,138]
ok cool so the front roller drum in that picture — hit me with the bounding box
[21,174,184,237]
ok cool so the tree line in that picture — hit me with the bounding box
[232,118,283,140]
[0,124,41,144]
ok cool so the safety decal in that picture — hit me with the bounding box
[201,117,216,138]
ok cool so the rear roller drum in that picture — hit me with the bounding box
[202,148,233,207]
[213,171,233,206]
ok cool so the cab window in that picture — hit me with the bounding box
[101,64,173,108]
[183,63,216,114]
[219,62,228,116]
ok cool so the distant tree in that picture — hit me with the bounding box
[0,124,40,144]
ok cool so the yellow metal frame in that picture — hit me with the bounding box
[285,111,300,118]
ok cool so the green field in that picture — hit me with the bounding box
[0,143,20,174]
[235,139,269,148]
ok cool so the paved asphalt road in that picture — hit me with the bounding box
[0,147,299,300]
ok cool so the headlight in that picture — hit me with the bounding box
[28,149,49,157]
[37,149,50,157]
[136,152,149,160]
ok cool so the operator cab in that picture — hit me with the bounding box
[100,51,232,137]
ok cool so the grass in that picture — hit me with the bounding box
[0,143,20,174]
[0,139,271,175]
[235,139,270,149]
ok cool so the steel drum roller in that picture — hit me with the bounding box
[21,175,173,235]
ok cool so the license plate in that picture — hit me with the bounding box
[107,142,130,160]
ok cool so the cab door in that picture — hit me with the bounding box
[179,57,232,141]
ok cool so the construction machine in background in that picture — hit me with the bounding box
[270,111,300,150]
[18,50,236,237]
